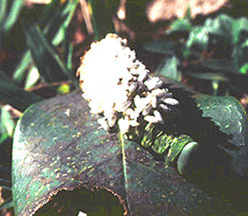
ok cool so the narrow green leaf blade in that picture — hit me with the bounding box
[40,0,78,45]
[0,81,43,111]
[0,107,15,143]
[0,0,7,24]
[201,58,239,73]
[12,51,32,83]
[13,0,79,84]
[89,0,115,40]
[0,69,11,82]
[24,25,72,83]
[144,40,178,55]
[51,0,79,45]
[0,199,14,210]
[3,0,24,31]
[66,43,73,71]
[24,67,40,89]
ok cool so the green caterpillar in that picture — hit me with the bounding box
[141,123,199,175]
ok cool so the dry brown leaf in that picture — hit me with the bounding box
[146,0,230,22]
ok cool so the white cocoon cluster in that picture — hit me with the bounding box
[77,33,179,134]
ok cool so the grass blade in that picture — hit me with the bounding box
[12,51,32,83]
[0,80,43,111]
[0,178,11,184]
[0,0,7,23]
[0,107,15,143]
[51,0,79,45]
[88,0,115,40]
[13,0,79,84]
[0,69,11,83]
[41,0,79,45]
[24,24,73,83]
[66,43,73,71]
[0,199,13,210]
[24,66,40,89]
[3,0,24,32]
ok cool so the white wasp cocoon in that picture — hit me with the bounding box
[162,98,179,106]
[151,88,166,97]
[97,118,109,131]
[144,110,163,124]
[118,118,130,134]
[144,77,163,91]
[137,69,148,82]
[159,104,171,112]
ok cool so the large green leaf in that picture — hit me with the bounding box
[185,26,209,56]
[13,90,247,216]
[184,14,234,58]
[232,17,248,45]
[166,18,192,36]
[188,15,248,74]
[195,95,248,147]
[154,55,182,81]
[195,94,248,179]
[205,14,233,43]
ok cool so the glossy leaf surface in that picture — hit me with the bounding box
[195,94,248,178]
[12,91,233,216]
[195,95,248,147]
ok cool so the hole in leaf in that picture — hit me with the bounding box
[35,187,125,216]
